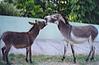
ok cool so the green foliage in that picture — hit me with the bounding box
[41,0,99,24]
[68,0,99,24]
[0,2,20,16]
[13,0,44,18]
[0,0,99,24]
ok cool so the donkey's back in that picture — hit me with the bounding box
[72,25,98,40]
[1,31,31,48]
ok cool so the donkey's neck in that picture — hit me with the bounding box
[58,19,71,31]
[58,19,72,39]
[28,26,40,38]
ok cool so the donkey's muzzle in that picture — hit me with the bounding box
[44,17,48,22]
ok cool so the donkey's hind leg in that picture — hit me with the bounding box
[2,46,6,61]
[5,46,11,64]
[86,45,93,62]
[90,46,95,61]
[86,37,95,62]
[86,48,92,61]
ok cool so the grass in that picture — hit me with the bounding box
[1,53,99,65]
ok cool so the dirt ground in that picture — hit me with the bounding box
[10,61,99,65]
[38,62,79,65]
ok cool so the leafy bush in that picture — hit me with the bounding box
[0,2,20,16]
[0,0,99,24]
[41,0,99,24]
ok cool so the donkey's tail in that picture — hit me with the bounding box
[0,35,3,46]
[0,36,1,41]
[0,34,1,39]
[0,35,2,53]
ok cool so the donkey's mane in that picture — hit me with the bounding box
[29,25,37,32]
[61,14,69,24]
[58,12,69,24]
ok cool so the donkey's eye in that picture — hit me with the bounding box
[54,16,56,18]
[54,16,58,19]
[52,16,56,18]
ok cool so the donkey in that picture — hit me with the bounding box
[44,13,98,63]
[0,20,47,64]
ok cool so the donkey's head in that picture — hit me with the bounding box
[44,14,61,23]
[29,20,47,30]
[44,13,68,25]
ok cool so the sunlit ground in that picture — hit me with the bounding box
[1,53,99,65]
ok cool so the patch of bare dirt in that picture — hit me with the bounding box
[38,61,80,65]
[86,61,99,65]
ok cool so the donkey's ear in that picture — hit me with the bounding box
[35,20,38,22]
[28,22,35,25]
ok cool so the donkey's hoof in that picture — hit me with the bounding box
[90,58,95,61]
[25,59,28,63]
[61,56,65,62]
[61,58,64,62]
[73,59,76,63]
[6,62,11,65]
[30,61,32,63]
[74,61,76,64]
[85,59,89,62]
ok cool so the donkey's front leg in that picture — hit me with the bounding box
[61,45,67,61]
[61,41,69,61]
[29,46,32,63]
[70,44,76,63]
[26,48,29,62]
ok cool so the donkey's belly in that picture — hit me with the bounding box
[12,41,32,48]
[70,32,89,44]
[13,43,30,48]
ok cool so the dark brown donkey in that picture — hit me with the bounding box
[44,13,98,63]
[0,20,47,64]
